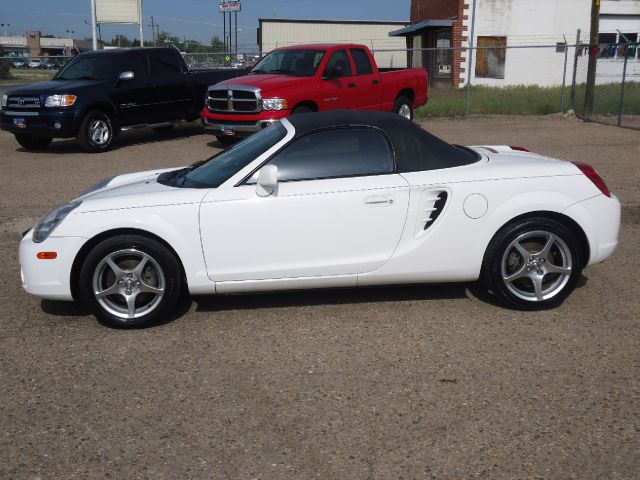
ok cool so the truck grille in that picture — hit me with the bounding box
[207,87,261,113]
[6,96,41,110]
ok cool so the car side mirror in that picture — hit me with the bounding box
[324,65,343,79]
[256,165,278,197]
[118,71,135,82]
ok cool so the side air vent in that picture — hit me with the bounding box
[415,189,449,237]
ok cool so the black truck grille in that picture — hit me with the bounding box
[207,88,261,113]
[7,96,41,110]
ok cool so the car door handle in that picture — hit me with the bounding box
[372,79,380,85]
[347,82,356,88]
[365,195,394,207]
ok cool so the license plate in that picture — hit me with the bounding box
[221,128,236,136]
[12,118,26,128]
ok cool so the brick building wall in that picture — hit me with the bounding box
[411,0,460,22]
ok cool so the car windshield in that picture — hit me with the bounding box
[250,49,325,77]
[55,55,115,80]
[166,123,288,188]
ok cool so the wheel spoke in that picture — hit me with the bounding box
[106,257,127,280]
[138,282,164,295]
[503,264,528,283]
[513,241,531,260]
[95,283,120,298]
[531,274,544,301]
[125,293,137,319]
[546,264,571,276]
[132,255,150,277]
[536,233,556,259]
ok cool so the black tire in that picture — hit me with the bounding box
[481,217,584,310]
[393,96,413,121]
[78,234,183,328]
[77,110,114,153]
[216,135,237,146]
[153,125,174,134]
[292,105,313,115]
[15,134,52,150]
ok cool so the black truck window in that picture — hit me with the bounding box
[150,50,182,75]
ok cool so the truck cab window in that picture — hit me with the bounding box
[324,50,352,78]
[150,50,182,75]
[350,48,373,75]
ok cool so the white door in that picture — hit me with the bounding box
[199,126,410,282]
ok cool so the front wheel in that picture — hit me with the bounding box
[393,96,413,121]
[216,135,236,146]
[77,110,114,153]
[15,134,52,150]
[78,234,183,328]
[481,218,584,310]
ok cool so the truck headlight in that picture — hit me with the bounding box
[1,94,7,108]
[33,201,81,243]
[262,98,288,111]
[45,94,77,107]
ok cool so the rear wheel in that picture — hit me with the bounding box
[79,234,182,328]
[482,217,583,310]
[15,134,52,150]
[77,110,114,153]
[393,96,413,121]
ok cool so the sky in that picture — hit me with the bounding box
[0,0,411,49]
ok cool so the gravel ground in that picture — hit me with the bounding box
[0,116,638,479]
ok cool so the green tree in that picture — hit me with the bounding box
[211,36,224,52]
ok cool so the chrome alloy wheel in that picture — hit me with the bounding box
[500,230,573,302]
[92,249,165,320]
[398,103,412,120]
[89,119,111,145]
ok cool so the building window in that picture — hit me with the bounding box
[475,36,506,79]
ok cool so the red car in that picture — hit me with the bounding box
[201,43,428,144]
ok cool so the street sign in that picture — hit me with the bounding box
[225,55,231,62]
[219,1,241,12]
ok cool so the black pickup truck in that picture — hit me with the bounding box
[0,47,244,152]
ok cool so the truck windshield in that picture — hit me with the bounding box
[250,49,325,77]
[165,123,288,188]
[55,55,115,80]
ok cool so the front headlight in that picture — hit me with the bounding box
[45,94,77,107]
[262,98,288,111]
[79,176,115,196]
[1,94,7,108]
[33,201,82,243]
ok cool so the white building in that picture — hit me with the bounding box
[258,19,409,69]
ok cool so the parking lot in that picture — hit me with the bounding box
[0,116,638,479]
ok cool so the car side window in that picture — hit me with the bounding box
[323,50,352,78]
[350,48,373,75]
[248,128,393,183]
[150,50,182,76]
[122,52,149,79]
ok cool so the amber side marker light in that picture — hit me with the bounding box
[37,252,57,260]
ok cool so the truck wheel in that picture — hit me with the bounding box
[292,106,313,115]
[77,110,114,153]
[14,134,52,150]
[216,135,236,146]
[393,96,413,121]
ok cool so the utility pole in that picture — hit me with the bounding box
[90,0,98,50]
[584,0,600,116]
[148,16,158,45]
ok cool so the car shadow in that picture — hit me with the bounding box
[12,125,212,155]
[191,283,471,313]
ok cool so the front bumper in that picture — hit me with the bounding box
[19,228,86,301]
[1,108,80,137]
[201,108,289,137]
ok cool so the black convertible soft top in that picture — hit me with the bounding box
[287,110,479,172]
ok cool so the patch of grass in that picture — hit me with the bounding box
[417,83,640,117]
[3,68,55,84]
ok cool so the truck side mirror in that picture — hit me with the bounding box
[256,165,278,197]
[118,71,135,82]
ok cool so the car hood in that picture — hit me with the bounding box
[217,74,313,94]
[76,167,206,211]
[6,79,111,96]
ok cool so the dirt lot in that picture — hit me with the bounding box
[0,116,638,479]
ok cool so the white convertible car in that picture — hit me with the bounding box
[20,111,620,328]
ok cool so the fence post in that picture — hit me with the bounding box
[465,0,478,118]
[561,36,569,112]
[569,29,581,111]
[618,52,629,127]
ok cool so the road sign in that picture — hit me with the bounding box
[219,1,241,12]
[225,55,231,62]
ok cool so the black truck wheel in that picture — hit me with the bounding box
[77,110,114,153]
[14,134,52,150]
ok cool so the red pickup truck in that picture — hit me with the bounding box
[201,43,428,144]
